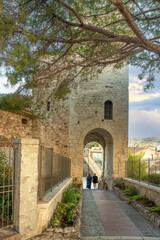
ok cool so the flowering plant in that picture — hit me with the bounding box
[51,183,81,228]
[51,202,79,228]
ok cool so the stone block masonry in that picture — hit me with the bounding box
[33,65,129,189]
[123,178,160,205]
[68,66,128,188]
[0,66,129,190]
[0,109,33,144]
[12,138,73,239]
[13,138,39,239]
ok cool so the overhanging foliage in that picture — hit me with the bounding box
[0,0,160,92]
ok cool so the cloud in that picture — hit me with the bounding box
[130,91,160,103]
[0,78,18,94]
[129,82,143,91]
[130,97,160,112]
[129,109,160,138]
[129,66,160,105]
[129,66,160,138]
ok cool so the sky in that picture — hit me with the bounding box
[129,66,160,139]
[0,66,160,139]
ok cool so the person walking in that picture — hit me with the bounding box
[86,173,92,189]
[92,173,98,189]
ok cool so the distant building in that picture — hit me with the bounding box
[128,147,160,160]
[128,138,160,151]
[150,161,160,174]
[128,146,160,174]
[128,139,142,147]
[157,145,160,152]
[138,141,156,149]
[89,147,103,167]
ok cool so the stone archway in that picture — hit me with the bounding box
[84,128,113,190]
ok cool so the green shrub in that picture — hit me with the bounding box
[127,194,155,207]
[141,175,148,181]
[51,183,81,228]
[114,181,125,190]
[127,195,146,204]
[147,174,160,185]
[128,151,147,180]
[75,193,81,200]
[0,192,12,221]
[62,184,81,204]
[0,150,12,221]
[150,204,160,212]
[0,94,32,112]
[121,186,138,196]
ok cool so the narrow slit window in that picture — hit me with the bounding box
[47,101,50,111]
[104,100,113,120]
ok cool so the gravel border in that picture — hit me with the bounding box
[80,190,106,237]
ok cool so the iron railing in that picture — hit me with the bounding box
[0,143,14,228]
[38,146,71,199]
[125,158,160,187]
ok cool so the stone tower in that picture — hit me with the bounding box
[68,66,128,189]
[34,66,128,190]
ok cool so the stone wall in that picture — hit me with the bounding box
[33,66,129,188]
[0,109,33,144]
[114,186,160,228]
[37,178,72,234]
[13,138,39,239]
[32,100,70,156]
[68,66,128,187]
[13,138,72,239]
[123,178,160,205]
[0,66,128,189]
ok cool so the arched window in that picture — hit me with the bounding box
[104,100,113,120]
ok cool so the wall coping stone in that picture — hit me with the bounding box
[124,178,160,193]
[12,138,39,145]
[38,177,72,205]
[29,178,73,238]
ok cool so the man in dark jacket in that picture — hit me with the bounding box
[92,173,98,189]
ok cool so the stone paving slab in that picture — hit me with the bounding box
[29,189,160,240]
[92,190,142,237]
[105,190,160,238]
[81,189,160,239]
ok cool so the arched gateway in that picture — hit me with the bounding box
[84,128,113,190]
[34,66,128,190]
[68,66,128,189]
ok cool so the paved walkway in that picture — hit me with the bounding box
[28,188,160,240]
[80,189,160,240]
